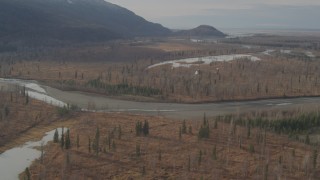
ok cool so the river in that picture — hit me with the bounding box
[0,78,319,120]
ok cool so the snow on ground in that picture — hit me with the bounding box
[25,83,46,93]
[280,50,292,54]
[0,128,67,180]
[190,39,203,43]
[0,78,66,107]
[262,49,275,56]
[148,54,261,69]
[27,91,66,107]
[305,51,316,58]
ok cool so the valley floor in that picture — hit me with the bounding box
[24,111,319,180]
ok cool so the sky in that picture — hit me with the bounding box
[107,0,320,30]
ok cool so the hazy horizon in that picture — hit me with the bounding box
[107,0,320,30]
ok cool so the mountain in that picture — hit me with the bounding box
[0,0,171,44]
[174,25,226,37]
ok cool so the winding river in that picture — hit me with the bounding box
[1,78,320,119]
[0,128,66,180]
[0,78,319,179]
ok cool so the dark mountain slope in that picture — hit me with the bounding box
[174,25,226,37]
[0,0,171,44]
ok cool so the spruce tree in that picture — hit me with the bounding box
[25,93,29,105]
[136,143,141,157]
[179,127,182,140]
[61,128,65,149]
[212,145,217,160]
[214,120,218,129]
[112,140,116,151]
[93,127,100,156]
[198,119,210,139]
[65,129,71,149]
[198,150,202,166]
[182,120,187,134]
[118,125,122,139]
[264,164,269,180]
[25,167,31,180]
[88,137,91,153]
[188,125,192,134]
[249,144,255,154]
[313,149,318,169]
[142,166,146,176]
[305,133,310,145]
[158,149,162,161]
[247,124,251,139]
[188,155,191,172]
[76,134,80,149]
[136,121,143,136]
[53,129,59,143]
[143,120,149,136]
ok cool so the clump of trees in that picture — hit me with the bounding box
[135,120,149,136]
[229,112,320,136]
[87,78,162,97]
[92,127,100,156]
[198,114,210,139]
[53,128,71,150]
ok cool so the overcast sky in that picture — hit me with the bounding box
[107,0,320,29]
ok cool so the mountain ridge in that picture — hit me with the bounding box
[0,0,226,45]
[0,0,171,44]
[174,25,226,37]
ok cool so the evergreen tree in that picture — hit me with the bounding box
[53,129,59,143]
[76,134,80,149]
[143,120,149,136]
[136,121,142,136]
[118,125,122,139]
[112,140,116,151]
[249,144,255,154]
[247,124,251,139]
[61,128,65,149]
[179,127,182,140]
[93,127,100,156]
[313,149,318,169]
[214,120,218,129]
[198,150,202,166]
[65,129,71,149]
[264,164,269,180]
[25,167,31,180]
[40,142,44,164]
[188,125,193,134]
[136,143,141,157]
[4,106,9,117]
[212,145,217,160]
[305,133,310,145]
[158,149,162,161]
[88,137,91,153]
[188,155,191,172]
[182,120,187,134]
[198,119,210,139]
[25,93,29,105]
[108,133,112,150]
[203,113,207,125]
[142,166,146,176]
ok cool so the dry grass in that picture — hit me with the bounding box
[26,112,320,180]
[8,53,320,103]
[0,91,62,153]
[2,37,320,103]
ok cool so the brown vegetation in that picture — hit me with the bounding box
[5,51,320,103]
[0,90,61,152]
[1,36,319,103]
[26,112,320,179]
